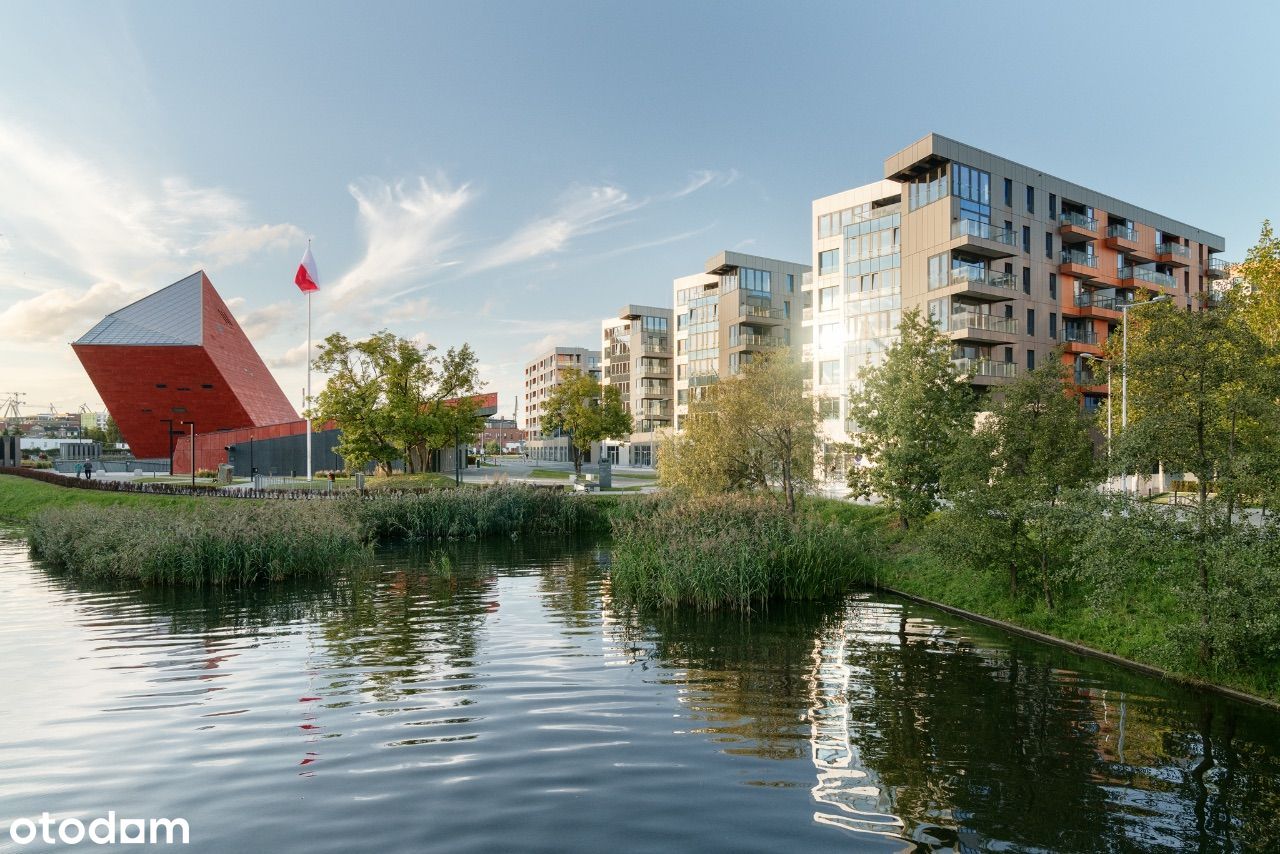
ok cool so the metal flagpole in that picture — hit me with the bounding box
[306,287,313,482]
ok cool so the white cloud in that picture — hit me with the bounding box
[226,298,296,341]
[197,223,305,266]
[670,169,739,199]
[0,280,148,342]
[473,184,639,272]
[268,339,314,369]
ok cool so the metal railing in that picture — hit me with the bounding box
[1060,210,1098,230]
[951,219,1017,245]
[1074,369,1104,385]
[640,343,670,355]
[739,305,784,321]
[952,358,1017,378]
[949,312,1017,334]
[949,266,1018,290]
[1206,257,1231,277]
[1106,224,1138,241]
[736,334,785,348]
[1156,242,1190,258]
[1074,292,1131,311]
[1062,326,1098,344]
[1119,266,1175,288]
[1061,249,1099,267]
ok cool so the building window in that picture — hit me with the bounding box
[1026,185,1035,214]
[1004,304,1014,319]
[928,252,949,290]
[1004,347,1014,363]
[1049,272,1058,299]
[1003,178,1013,207]
[819,286,839,311]
[819,360,839,385]
[952,163,991,223]
[783,300,791,318]
[1049,193,1057,220]
[1027,308,1036,336]
[1022,266,1031,294]
[1022,226,1031,254]
[1049,312,1057,339]
[1026,349,1035,371]
[741,268,771,293]
[908,165,949,210]
[1045,231,1053,259]
[787,273,795,293]
[818,397,840,419]
[819,249,839,276]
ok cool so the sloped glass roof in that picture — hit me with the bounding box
[74,272,204,346]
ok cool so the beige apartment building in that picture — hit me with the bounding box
[672,251,811,430]
[521,346,601,463]
[804,133,1227,464]
[600,304,674,467]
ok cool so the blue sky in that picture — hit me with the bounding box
[2,0,1276,420]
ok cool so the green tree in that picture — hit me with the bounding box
[939,357,1097,604]
[541,368,631,475]
[848,308,974,528]
[658,350,816,512]
[104,416,121,446]
[1238,220,1280,351]
[312,330,482,474]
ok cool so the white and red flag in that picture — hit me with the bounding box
[295,245,320,292]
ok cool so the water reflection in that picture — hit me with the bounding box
[4,534,1280,852]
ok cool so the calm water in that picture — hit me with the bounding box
[2,535,1279,853]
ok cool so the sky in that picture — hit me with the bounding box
[1,0,1277,423]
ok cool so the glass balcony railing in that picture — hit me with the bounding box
[1074,292,1132,311]
[949,267,1018,290]
[736,334,785,348]
[952,358,1017,378]
[1061,249,1099,267]
[1107,224,1138,241]
[1062,326,1099,345]
[1206,257,1231,277]
[1156,242,1190,258]
[949,312,1017,334]
[739,305,784,321]
[1119,266,1175,288]
[1074,369,1104,386]
[1060,211,1098,230]
[951,220,1017,245]
[640,343,670,355]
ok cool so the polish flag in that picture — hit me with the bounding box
[295,245,320,293]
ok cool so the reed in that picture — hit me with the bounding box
[608,494,869,611]
[28,501,368,585]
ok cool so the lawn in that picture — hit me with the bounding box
[529,468,571,480]
[0,473,207,525]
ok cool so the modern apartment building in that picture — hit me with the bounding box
[804,133,1227,459]
[600,304,674,467]
[672,250,811,431]
[521,346,601,462]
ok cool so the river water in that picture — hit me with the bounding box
[2,534,1278,853]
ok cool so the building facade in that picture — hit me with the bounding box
[600,304,674,467]
[72,271,299,460]
[804,133,1227,464]
[673,251,811,431]
[521,346,601,462]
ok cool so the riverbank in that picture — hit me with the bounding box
[0,472,207,523]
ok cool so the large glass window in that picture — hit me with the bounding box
[819,249,839,276]
[819,286,839,311]
[819,360,839,385]
[928,252,949,290]
[740,268,771,293]
[908,165,948,211]
[952,163,991,224]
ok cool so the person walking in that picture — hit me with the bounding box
[83,460,93,481]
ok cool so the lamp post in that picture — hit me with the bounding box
[182,420,196,487]
[161,418,176,475]
[1118,295,1170,495]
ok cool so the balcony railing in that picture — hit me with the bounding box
[1106,224,1138,241]
[1156,242,1190,258]
[739,305,784,321]
[1061,249,1100,268]
[1206,257,1231,278]
[1062,326,1099,345]
[949,312,1017,334]
[736,334,785,348]
[640,343,670,355]
[952,358,1017,378]
[949,266,1018,290]
[1074,291,1132,311]
[1060,211,1098,230]
[1119,266,1175,288]
[1074,369,1105,386]
[952,219,1017,245]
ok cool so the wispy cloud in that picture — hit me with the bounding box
[0,280,148,342]
[225,297,296,341]
[670,169,739,199]
[473,184,640,272]
[198,223,305,266]
[586,223,717,261]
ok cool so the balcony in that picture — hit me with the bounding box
[1206,257,1231,279]
[1059,211,1098,242]
[952,358,1017,383]
[1105,224,1140,253]
[945,266,1019,302]
[1156,242,1191,266]
[640,343,671,355]
[636,381,671,396]
[1072,291,1129,315]
[947,311,1017,344]
[802,307,814,321]
[734,333,786,349]
[738,304,786,325]
[1118,266,1175,289]
[950,219,1018,258]
[637,364,671,379]
[1061,326,1099,345]
[1074,369,1107,389]
[1060,249,1100,279]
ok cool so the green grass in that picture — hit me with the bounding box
[364,472,465,490]
[0,473,205,524]
[528,468,571,480]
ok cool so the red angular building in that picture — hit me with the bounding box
[72,271,298,460]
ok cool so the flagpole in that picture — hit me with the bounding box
[306,287,313,482]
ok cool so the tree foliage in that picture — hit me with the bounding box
[847,308,974,527]
[939,357,1097,605]
[311,330,483,474]
[541,367,631,474]
[658,350,816,511]
[1238,219,1280,351]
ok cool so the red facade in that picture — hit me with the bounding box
[72,271,298,460]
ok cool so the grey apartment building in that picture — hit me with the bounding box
[804,133,1227,462]
[673,251,811,431]
[521,346,601,463]
[600,304,674,467]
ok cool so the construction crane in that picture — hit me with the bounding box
[0,392,25,423]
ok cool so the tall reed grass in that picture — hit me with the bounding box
[348,485,608,543]
[28,501,368,585]
[609,495,869,611]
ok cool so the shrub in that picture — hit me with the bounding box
[195,468,218,479]
[609,494,869,611]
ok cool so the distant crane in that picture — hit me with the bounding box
[0,392,25,423]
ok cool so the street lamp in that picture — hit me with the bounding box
[181,420,196,487]
[1120,295,1170,429]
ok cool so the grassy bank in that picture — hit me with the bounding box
[609,494,869,611]
[0,473,205,523]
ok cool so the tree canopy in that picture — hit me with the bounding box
[541,367,631,474]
